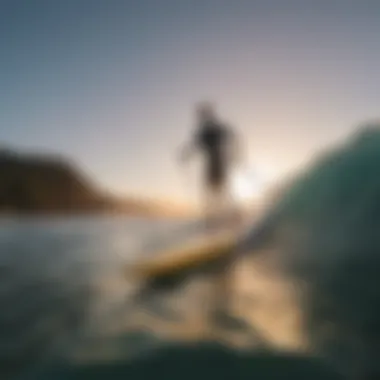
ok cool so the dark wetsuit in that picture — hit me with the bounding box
[196,121,232,189]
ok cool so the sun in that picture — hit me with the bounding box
[231,169,264,203]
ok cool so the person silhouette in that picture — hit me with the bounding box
[180,102,248,329]
[180,102,241,228]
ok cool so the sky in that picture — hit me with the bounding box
[1,0,380,203]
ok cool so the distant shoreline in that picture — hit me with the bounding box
[0,147,192,218]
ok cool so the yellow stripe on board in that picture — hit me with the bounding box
[128,233,237,279]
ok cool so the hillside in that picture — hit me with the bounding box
[0,148,186,216]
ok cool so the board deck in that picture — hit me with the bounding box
[127,231,237,279]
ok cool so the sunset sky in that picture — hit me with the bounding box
[2,1,380,203]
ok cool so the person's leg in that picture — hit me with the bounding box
[202,171,226,231]
[202,183,217,231]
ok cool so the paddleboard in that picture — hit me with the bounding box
[127,230,237,280]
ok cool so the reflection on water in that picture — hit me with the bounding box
[0,217,340,380]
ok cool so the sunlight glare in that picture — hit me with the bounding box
[232,169,264,202]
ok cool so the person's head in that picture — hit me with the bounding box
[196,101,216,122]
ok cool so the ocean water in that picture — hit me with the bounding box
[3,128,378,379]
[0,216,341,380]
[0,217,182,378]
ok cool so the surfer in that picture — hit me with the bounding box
[179,102,249,330]
[180,102,241,227]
